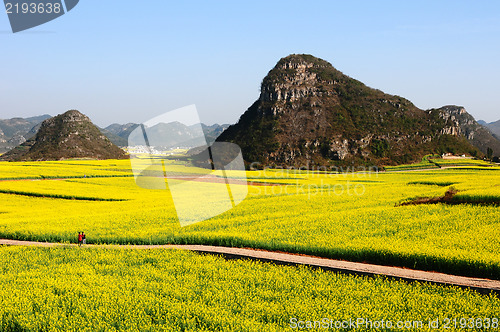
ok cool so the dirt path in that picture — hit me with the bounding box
[1,239,498,294]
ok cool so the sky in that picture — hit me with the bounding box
[1,0,499,127]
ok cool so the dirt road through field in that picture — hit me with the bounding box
[1,238,498,294]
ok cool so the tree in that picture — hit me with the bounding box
[371,139,390,158]
[486,147,493,160]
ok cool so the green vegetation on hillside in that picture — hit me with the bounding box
[218,54,483,167]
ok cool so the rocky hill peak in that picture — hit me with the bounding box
[217,54,492,167]
[0,110,128,161]
[38,110,87,135]
[60,109,90,122]
[260,54,339,105]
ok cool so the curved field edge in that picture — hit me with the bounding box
[1,232,498,281]
[0,189,126,201]
[0,175,133,181]
[0,246,499,332]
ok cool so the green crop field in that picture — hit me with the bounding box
[0,246,498,332]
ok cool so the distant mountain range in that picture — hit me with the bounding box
[0,115,229,154]
[0,110,127,161]
[479,120,500,139]
[99,123,139,147]
[102,122,229,148]
[0,115,51,153]
[218,54,500,166]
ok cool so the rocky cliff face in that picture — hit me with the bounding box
[218,54,487,167]
[0,115,51,153]
[435,106,500,156]
[0,110,128,161]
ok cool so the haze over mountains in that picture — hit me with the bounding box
[103,122,229,148]
[0,115,229,154]
[479,120,500,139]
[218,54,500,166]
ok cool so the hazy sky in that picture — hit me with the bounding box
[1,1,499,127]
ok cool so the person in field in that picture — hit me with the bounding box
[78,232,82,247]
[82,232,86,245]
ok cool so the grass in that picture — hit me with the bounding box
[0,175,133,181]
[430,158,496,168]
[452,194,500,206]
[0,246,498,332]
[0,188,127,202]
[0,160,499,279]
[407,181,456,187]
[384,157,495,171]
[384,160,439,171]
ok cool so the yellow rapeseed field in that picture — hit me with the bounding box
[0,160,499,278]
[0,246,498,331]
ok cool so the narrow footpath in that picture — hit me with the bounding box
[1,239,499,294]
